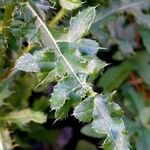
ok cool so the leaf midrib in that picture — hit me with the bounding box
[26,2,88,90]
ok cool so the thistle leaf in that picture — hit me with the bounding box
[92,95,129,150]
[59,7,96,43]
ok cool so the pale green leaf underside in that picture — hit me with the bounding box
[5,109,46,127]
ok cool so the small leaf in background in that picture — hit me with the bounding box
[59,7,96,42]
[0,81,12,106]
[59,0,82,10]
[73,97,93,122]
[5,109,46,127]
[97,60,134,91]
[16,53,40,72]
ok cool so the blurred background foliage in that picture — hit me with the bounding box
[0,0,150,149]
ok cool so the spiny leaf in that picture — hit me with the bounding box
[15,53,40,72]
[92,95,129,150]
[73,97,93,122]
[50,76,86,110]
[59,7,96,43]
[5,109,47,127]
[0,129,12,150]
[70,39,103,55]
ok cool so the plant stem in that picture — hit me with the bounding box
[48,8,67,28]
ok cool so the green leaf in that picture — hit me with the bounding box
[92,95,129,150]
[59,7,96,43]
[5,109,46,127]
[73,97,93,122]
[0,129,12,150]
[50,76,86,110]
[97,60,134,91]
